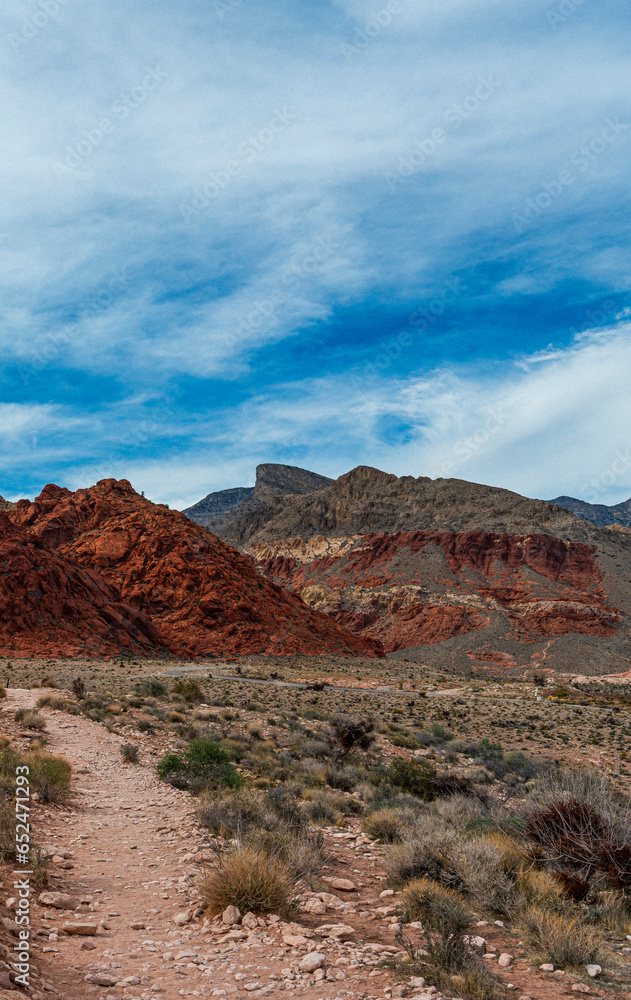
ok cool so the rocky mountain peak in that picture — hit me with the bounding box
[253,463,334,498]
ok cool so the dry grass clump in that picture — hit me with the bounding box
[590,890,631,936]
[15,708,47,731]
[0,747,71,804]
[37,694,78,713]
[515,867,569,912]
[26,751,72,803]
[402,878,471,970]
[200,845,296,917]
[121,743,140,764]
[519,905,603,969]
[363,807,412,843]
[197,787,275,837]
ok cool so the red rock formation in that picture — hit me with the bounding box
[0,512,163,658]
[249,530,621,654]
[10,480,381,658]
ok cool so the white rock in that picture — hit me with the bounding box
[465,935,487,953]
[586,965,602,978]
[298,952,326,973]
[173,911,191,926]
[314,923,356,940]
[498,953,513,968]
[539,963,554,972]
[222,905,242,925]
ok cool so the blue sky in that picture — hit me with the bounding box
[1,0,630,509]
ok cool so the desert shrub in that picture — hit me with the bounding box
[171,678,204,703]
[0,800,15,861]
[450,839,518,916]
[384,827,461,889]
[402,878,471,970]
[303,792,340,826]
[389,758,438,799]
[134,678,168,698]
[267,782,307,827]
[328,715,375,762]
[136,717,155,733]
[71,677,85,700]
[455,739,538,784]
[323,766,356,791]
[121,743,139,764]
[198,787,275,836]
[36,695,76,712]
[40,677,57,689]
[169,711,187,723]
[363,808,412,843]
[200,845,295,916]
[15,709,46,731]
[519,906,603,968]
[157,738,241,792]
[525,769,631,893]
[0,686,6,699]
[26,752,72,803]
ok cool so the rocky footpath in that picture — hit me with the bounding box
[5,480,380,659]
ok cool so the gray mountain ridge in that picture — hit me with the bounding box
[182,463,334,530]
[548,495,631,529]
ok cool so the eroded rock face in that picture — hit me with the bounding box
[249,530,622,656]
[0,512,161,658]
[8,479,380,658]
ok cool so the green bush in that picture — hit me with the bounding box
[171,677,204,703]
[157,738,242,792]
[389,758,438,799]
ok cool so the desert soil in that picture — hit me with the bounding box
[2,689,628,1000]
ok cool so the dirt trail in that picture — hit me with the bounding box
[5,689,207,998]
[3,690,403,1000]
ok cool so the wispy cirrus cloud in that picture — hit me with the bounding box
[1,0,630,503]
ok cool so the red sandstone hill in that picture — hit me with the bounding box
[8,479,380,658]
[195,465,631,675]
[0,512,163,658]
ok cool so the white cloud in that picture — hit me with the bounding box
[24,320,626,511]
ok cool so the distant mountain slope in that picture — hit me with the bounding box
[0,495,18,512]
[183,463,334,531]
[183,487,255,525]
[548,494,631,528]
[209,465,631,675]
